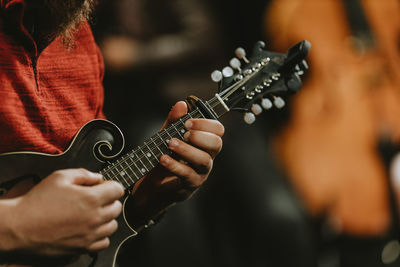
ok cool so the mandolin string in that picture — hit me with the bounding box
[101,112,193,176]
[100,109,205,184]
[101,72,249,186]
[105,117,194,186]
[101,89,242,186]
[101,91,236,187]
[124,100,223,167]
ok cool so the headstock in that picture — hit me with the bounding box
[210,40,311,124]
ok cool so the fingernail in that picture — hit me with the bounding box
[161,155,170,165]
[185,120,192,129]
[90,172,103,179]
[169,139,179,147]
[184,131,190,141]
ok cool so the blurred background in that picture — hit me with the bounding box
[91,0,400,266]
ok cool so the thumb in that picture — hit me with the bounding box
[161,101,188,129]
[70,169,103,186]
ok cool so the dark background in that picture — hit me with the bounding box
[90,0,400,266]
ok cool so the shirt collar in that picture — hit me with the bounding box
[1,0,26,22]
[1,0,29,34]
[1,0,40,56]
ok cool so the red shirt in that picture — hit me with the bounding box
[0,0,105,154]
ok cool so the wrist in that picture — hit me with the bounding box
[0,198,22,252]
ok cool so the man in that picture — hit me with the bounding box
[0,0,224,264]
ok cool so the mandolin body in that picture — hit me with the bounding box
[0,119,136,267]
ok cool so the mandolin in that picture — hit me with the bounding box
[0,40,310,267]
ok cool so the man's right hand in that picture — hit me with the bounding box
[0,168,124,256]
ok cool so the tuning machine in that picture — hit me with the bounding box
[210,65,235,83]
[235,47,250,64]
[261,98,273,110]
[243,103,264,124]
[211,46,254,83]
[244,112,256,124]
[273,96,285,109]
[251,104,262,115]
[222,66,234,78]
[294,60,309,76]
[211,70,223,83]
[230,57,242,72]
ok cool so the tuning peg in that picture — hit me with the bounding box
[271,73,281,80]
[255,85,263,93]
[255,41,266,49]
[211,70,223,82]
[301,59,309,70]
[286,73,302,93]
[263,79,272,87]
[235,47,250,64]
[261,98,273,109]
[296,60,309,76]
[273,96,285,109]
[244,112,256,124]
[251,104,263,115]
[222,66,234,77]
[230,58,242,72]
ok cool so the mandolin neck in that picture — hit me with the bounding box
[99,95,228,189]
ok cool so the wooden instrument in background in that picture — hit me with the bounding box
[265,0,400,235]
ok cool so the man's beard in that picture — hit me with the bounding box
[43,0,97,46]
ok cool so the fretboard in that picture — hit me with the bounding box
[100,96,228,189]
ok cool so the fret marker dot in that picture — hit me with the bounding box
[147,152,152,158]
[141,168,146,173]
[166,139,170,144]
[120,171,126,176]
[180,129,185,134]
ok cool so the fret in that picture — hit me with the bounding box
[144,141,160,162]
[121,167,135,184]
[178,118,188,133]
[130,152,146,176]
[120,156,140,181]
[150,136,165,155]
[164,129,173,144]
[195,108,206,119]
[108,165,128,188]
[124,153,141,180]
[206,97,227,119]
[181,113,191,121]
[171,123,184,139]
[101,169,111,181]
[118,157,136,184]
[112,162,130,187]
[134,148,150,174]
[138,146,155,168]
[107,166,118,179]
[205,101,219,118]
[157,132,170,149]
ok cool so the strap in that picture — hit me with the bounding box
[341,0,375,50]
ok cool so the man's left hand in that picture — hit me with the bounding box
[128,101,224,227]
